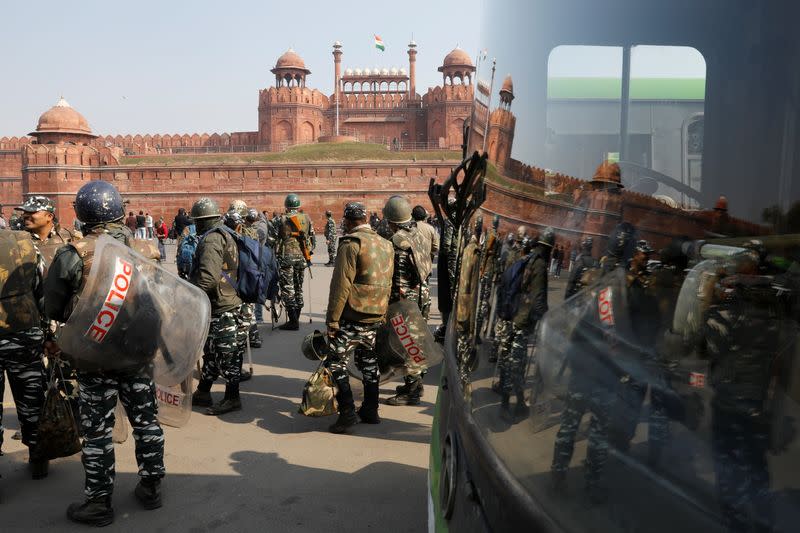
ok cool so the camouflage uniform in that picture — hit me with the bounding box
[44,223,165,499]
[239,224,261,346]
[490,240,522,362]
[276,209,315,314]
[476,226,499,337]
[497,249,548,396]
[0,231,46,456]
[454,237,481,381]
[324,216,337,265]
[324,222,393,430]
[200,311,244,384]
[705,283,779,532]
[415,220,438,319]
[564,252,598,300]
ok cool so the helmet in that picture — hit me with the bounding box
[538,227,555,248]
[411,205,427,221]
[343,202,367,220]
[383,195,412,224]
[516,225,527,239]
[246,208,259,223]
[285,193,301,209]
[325,210,332,217]
[607,222,636,260]
[74,182,125,224]
[223,209,243,229]
[190,197,221,220]
[229,200,248,218]
[581,236,594,253]
[635,239,654,255]
[521,236,536,253]
[301,330,332,361]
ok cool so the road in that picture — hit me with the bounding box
[1,243,438,532]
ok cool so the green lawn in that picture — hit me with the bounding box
[119,142,461,166]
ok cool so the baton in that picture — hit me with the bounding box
[246,335,254,377]
[306,267,313,323]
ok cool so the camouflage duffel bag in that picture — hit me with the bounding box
[33,365,82,460]
[298,363,338,417]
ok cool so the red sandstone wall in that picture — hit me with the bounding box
[0,150,24,213]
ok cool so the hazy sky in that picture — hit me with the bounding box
[0,0,482,136]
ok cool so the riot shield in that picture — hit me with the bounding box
[671,259,720,344]
[376,299,444,376]
[57,235,210,385]
[156,373,193,428]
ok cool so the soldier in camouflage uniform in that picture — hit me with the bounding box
[433,199,459,342]
[276,194,315,331]
[564,237,598,299]
[381,196,432,406]
[412,206,439,320]
[705,249,780,533]
[489,228,526,364]
[15,195,80,267]
[323,202,394,433]
[0,229,48,479]
[247,208,270,326]
[324,210,337,266]
[44,182,164,526]
[550,222,637,504]
[497,230,552,417]
[476,215,500,340]
[228,202,262,349]
[190,198,246,416]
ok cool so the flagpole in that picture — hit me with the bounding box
[482,58,496,153]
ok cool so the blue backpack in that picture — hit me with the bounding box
[204,225,279,305]
[496,253,533,321]
[177,225,198,273]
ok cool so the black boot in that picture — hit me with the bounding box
[206,383,242,415]
[192,380,213,407]
[134,478,162,510]
[329,380,358,434]
[358,382,381,424]
[30,456,49,480]
[278,309,297,330]
[67,497,114,527]
[249,325,262,348]
[386,378,422,406]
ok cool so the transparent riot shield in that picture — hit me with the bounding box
[156,373,194,428]
[58,234,211,385]
[377,299,444,376]
[671,259,721,344]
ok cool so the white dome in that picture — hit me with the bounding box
[345,68,353,76]
[362,68,370,75]
[354,68,363,76]
[399,67,407,75]
[381,68,389,76]
[390,67,399,75]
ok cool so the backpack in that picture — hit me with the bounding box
[177,225,199,273]
[496,253,533,321]
[207,225,279,305]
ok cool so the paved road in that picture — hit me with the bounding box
[1,243,438,532]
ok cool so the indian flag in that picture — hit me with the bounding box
[374,35,385,51]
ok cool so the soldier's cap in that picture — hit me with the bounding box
[343,202,367,220]
[635,239,654,255]
[16,195,55,214]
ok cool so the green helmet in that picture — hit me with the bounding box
[285,194,301,209]
[301,330,332,361]
[190,197,221,220]
[229,199,248,218]
[383,195,412,224]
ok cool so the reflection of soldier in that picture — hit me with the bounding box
[324,203,393,433]
[0,230,47,479]
[490,230,525,364]
[190,198,246,416]
[324,211,337,266]
[705,253,780,533]
[564,237,597,299]
[276,194,315,331]
[497,230,552,416]
[412,206,439,319]
[45,182,164,525]
[551,223,638,504]
[476,215,501,339]
[381,196,432,406]
[433,199,459,342]
[455,235,482,382]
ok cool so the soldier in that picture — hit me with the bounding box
[190,198,246,416]
[476,215,500,340]
[550,222,637,504]
[44,182,165,525]
[433,198,459,342]
[381,196,432,406]
[324,210,337,266]
[704,248,781,533]
[268,211,281,247]
[496,231,552,417]
[564,237,598,299]
[246,208,270,326]
[412,205,439,319]
[15,195,80,263]
[323,202,393,433]
[228,202,262,349]
[0,229,48,479]
[275,194,315,331]
[489,228,526,364]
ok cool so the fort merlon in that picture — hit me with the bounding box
[0,44,760,254]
